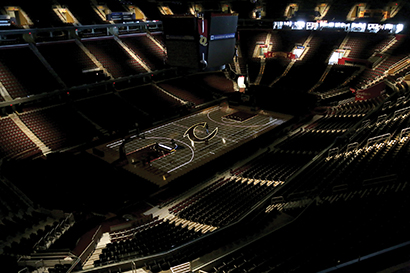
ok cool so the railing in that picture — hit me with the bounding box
[0,21,163,42]
[17,252,78,271]
[387,56,410,75]
[33,213,75,251]
[79,225,103,266]
[366,133,391,148]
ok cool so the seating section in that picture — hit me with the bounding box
[82,37,146,78]
[120,33,167,71]
[344,32,391,60]
[0,58,24,100]
[351,36,410,90]
[0,177,32,221]
[158,77,216,106]
[259,58,289,86]
[168,177,227,215]
[284,100,410,200]
[318,86,356,103]
[201,97,410,273]
[0,194,71,256]
[299,32,342,65]
[19,1,65,29]
[233,150,313,182]
[132,1,162,20]
[104,0,129,13]
[74,93,146,134]
[58,0,107,25]
[94,219,202,267]
[170,177,279,227]
[314,65,361,94]
[0,46,61,99]
[4,24,410,273]
[238,30,269,61]
[305,115,365,131]
[0,117,40,159]
[18,105,97,151]
[254,30,408,93]
[237,30,270,78]
[276,30,311,52]
[47,264,72,273]
[119,84,185,122]
[327,95,386,116]
[36,41,99,87]
[1,210,49,255]
[274,129,341,154]
[355,100,410,145]
[322,1,354,21]
[33,214,75,251]
[0,177,76,258]
[190,72,235,94]
[0,71,228,160]
[272,31,345,93]
[206,179,410,273]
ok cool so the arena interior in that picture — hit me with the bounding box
[1,0,410,272]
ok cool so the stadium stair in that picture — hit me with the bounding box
[233,46,243,74]
[0,81,12,101]
[269,59,295,87]
[309,65,332,93]
[114,36,151,72]
[90,1,109,22]
[254,58,265,85]
[154,84,188,105]
[379,35,399,54]
[75,39,113,80]
[339,34,350,52]
[292,32,315,62]
[9,113,51,155]
[82,232,111,269]
[74,109,110,137]
[146,32,167,55]
[28,43,67,89]
[254,33,272,85]
[268,31,315,87]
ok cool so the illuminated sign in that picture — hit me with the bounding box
[210,33,235,41]
[273,20,405,34]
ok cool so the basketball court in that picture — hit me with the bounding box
[90,103,292,186]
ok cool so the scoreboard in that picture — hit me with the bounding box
[162,13,238,71]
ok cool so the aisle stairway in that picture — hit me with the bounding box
[114,36,151,72]
[82,232,111,270]
[75,39,113,79]
[0,81,12,101]
[9,113,51,155]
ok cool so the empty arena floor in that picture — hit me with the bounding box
[90,103,292,186]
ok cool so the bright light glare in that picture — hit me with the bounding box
[397,24,404,33]
[295,21,305,29]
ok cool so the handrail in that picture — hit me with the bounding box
[79,225,103,265]
[0,21,162,36]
